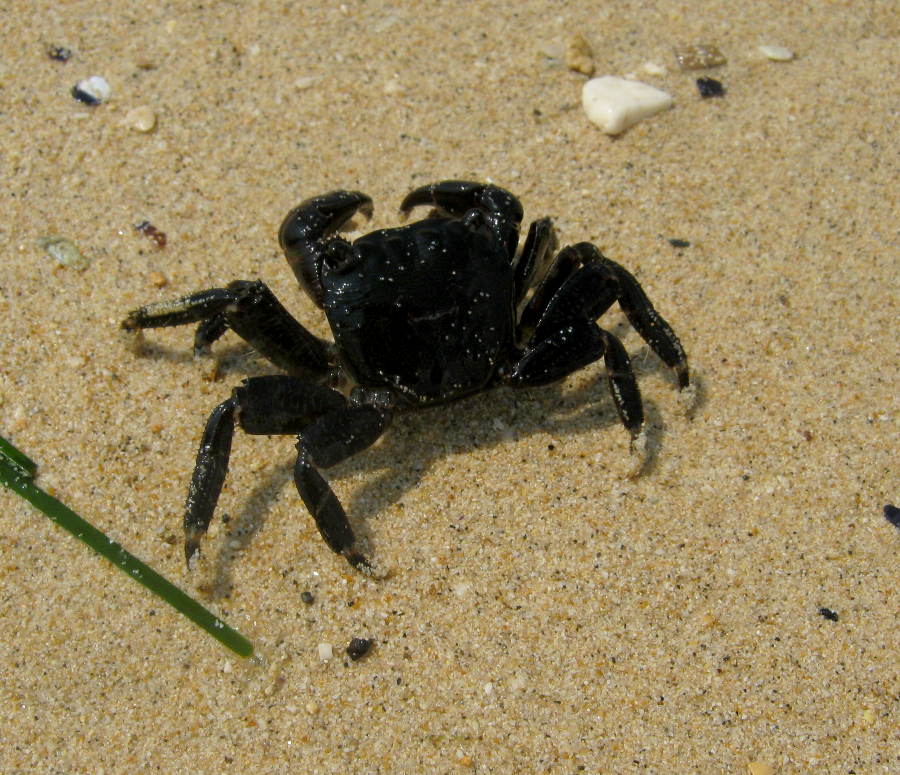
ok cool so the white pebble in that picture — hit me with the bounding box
[73,75,111,104]
[582,76,673,135]
[758,44,794,61]
[317,642,333,660]
[383,77,404,96]
[641,61,668,76]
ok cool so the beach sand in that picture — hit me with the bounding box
[1,1,896,772]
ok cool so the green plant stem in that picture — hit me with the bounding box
[0,436,253,658]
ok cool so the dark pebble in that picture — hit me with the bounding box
[696,77,725,98]
[346,637,374,661]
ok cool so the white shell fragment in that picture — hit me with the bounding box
[582,76,673,135]
[122,105,157,132]
[758,44,794,61]
[72,75,111,105]
[641,61,668,76]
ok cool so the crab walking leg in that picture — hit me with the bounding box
[183,377,349,565]
[569,243,690,388]
[294,403,393,571]
[508,322,644,437]
[122,280,333,379]
[184,398,236,565]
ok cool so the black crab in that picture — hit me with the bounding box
[122,181,689,572]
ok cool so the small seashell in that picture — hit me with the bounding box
[122,105,157,132]
[71,75,111,105]
[758,44,794,61]
[746,763,775,775]
[37,235,90,269]
[673,43,726,70]
[582,76,673,135]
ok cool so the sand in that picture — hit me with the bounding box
[1,1,897,773]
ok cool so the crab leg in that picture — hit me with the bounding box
[123,280,333,379]
[183,398,236,565]
[566,243,690,388]
[293,400,393,571]
[182,377,348,566]
[182,376,392,572]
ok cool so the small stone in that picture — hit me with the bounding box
[317,642,333,660]
[346,637,374,661]
[582,76,673,135]
[122,105,157,132]
[696,77,725,98]
[47,46,72,62]
[565,34,595,76]
[884,504,900,528]
[148,271,168,288]
[71,75,111,105]
[37,235,90,269]
[673,44,726,70]
[758,45,794,61]
[134,220,167,248]
[294,76,318,90]
[747,763,775,775]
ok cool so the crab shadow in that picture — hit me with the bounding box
[194,333,694,599]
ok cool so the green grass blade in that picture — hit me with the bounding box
[0,438,253,658]
[0,434,38,478]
